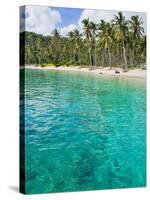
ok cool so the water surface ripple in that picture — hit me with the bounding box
[21,69,146,194]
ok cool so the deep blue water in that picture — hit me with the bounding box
[21,69,146,194]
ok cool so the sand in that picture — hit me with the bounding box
[23,65,146,79]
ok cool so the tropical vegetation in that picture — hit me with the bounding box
[20,12,146,70]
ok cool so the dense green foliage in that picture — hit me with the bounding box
[20,12,146,70]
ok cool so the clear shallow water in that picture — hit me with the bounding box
[21,69,146,194]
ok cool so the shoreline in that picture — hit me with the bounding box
[22,65,146,79]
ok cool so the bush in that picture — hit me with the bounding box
[40,63,55,67]
[55,63,61,67]
[64,61,74,67]
[41,64,46,67]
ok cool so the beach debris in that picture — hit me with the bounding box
[115,70,120,74]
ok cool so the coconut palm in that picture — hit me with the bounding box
[129,15,144,66]
[97,20,107,67]
[82,18,93,68]
[98,21,113,68]
[51,29,61,65]
[22,13,146,69]
[68,31,76,63]
[130,15,144,38]
[113,12,128,71]
[90,22,97,67]
[72,28,82,66]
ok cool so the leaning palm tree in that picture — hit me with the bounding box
[113,12,128,71]
[129,15,144,66]
[82,18,93,69]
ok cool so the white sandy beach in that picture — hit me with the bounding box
[23,65,146,79]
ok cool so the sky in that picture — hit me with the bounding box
[20,5,147,36]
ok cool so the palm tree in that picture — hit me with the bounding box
[51,29,61,66]
[98,21,113,69]
[139,35,146,66]
[68,31,76,63]
[72,28,82,66]
[97,20,107,67]
[113,12,128,71]
[90,22,97,67]
[82,18,93,69]
[22,13,146,69]
[129,15,144,66]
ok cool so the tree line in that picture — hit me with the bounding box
[20,12,146,71]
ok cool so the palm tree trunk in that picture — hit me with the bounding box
[108,48,112,69]
[95,45,97,67]
[74,50,76,63]
[88,48,92,69]
[122,40,128,71]
[102,51,105,68]
[132,41,136,66]
[79,49,81,67]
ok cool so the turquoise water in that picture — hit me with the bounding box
[21,69,146,194]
